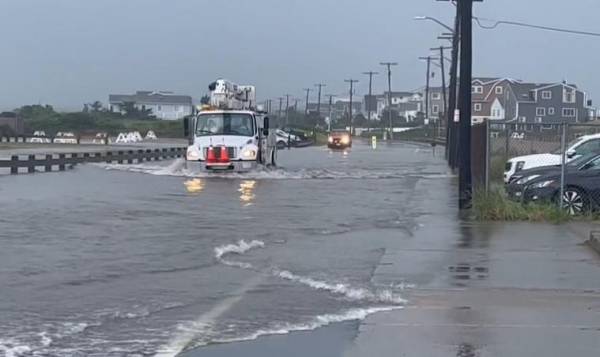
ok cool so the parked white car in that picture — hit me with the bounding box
[275,129,300,148]
[53,132,78,144]
[29,131,51,144]
[115,131,144,144]
[145,130,158,140]
[92,132,109,144]
[504,133,600,183]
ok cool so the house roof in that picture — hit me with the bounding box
[109,91,192,105]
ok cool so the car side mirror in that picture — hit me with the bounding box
[184,116,190,138]
[263,117,270,136]
[567,150,576,159]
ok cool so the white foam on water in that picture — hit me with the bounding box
[214,240,265,261]
[96,159,412,180]
[198,306,402,348]
[274,269,405,305]
[0,339,32,357]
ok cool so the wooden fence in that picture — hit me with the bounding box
[0,147,185,174]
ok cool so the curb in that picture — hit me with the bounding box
[587,231,600,257]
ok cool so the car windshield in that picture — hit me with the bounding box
[552,137,584,154]
[569,152,599,168]
[196,113,254,137]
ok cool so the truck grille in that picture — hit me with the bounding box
[203,146,236,159]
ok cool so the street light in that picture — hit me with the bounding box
[413,16,454,33]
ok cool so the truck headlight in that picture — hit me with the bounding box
[242,148,257,159]
[328,136,333,143]
[187,147,201,161]
[341,135,350,144]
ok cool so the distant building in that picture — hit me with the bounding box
[470,77,596,130]
[0,112,24,135]
[109,91,193,120]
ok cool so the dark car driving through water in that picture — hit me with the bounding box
[327,129,352,149]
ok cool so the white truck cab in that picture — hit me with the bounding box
[184,79,277,172]
[504,133,600,183]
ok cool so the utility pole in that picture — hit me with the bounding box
[344,79,359,133]
[315,83,326,119]
[278,97,283,123]
[458,0,475,209]
[419,56,433,125]
[325,94,335,131]
[303,88,311,116]
[445,8,460,169]
[285,94,291,128]
[380,62,398,140]
[362,71,379,132]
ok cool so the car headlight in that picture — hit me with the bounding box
[242,148,257,160]
[341,136,350,144]
[515,161,525,172]
[186,147,200,160]
[328,136,333,143]
[516,175,540,185]
[530,180,555,189]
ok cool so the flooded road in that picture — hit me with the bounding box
[0,141,450,356]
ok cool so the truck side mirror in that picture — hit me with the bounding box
[263,117,270,136]
[184,116,190,137]
[567,150,576,159]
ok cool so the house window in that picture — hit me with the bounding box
[536,107,546,116]
[541,124,553,130]
[474,103,482,112]
[495,86,503,94]
[472,86,483,94]
[432,92,441,100]
[519,117,527,123]
[432,105,439,114]
[564,89,576,103]
[563,108,576,117]
[535,117,542,124]
[548,107,555,115]
[542,91,552,99]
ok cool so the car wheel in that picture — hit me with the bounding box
[277,141,287,149]
[561,187,588,216]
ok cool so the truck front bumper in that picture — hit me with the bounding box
[185,160,258,173]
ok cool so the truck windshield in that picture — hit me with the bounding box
[196,113,254,137]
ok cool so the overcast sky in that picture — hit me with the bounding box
[1,0,599,111]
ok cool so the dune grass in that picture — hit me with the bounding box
[472,188,571,223]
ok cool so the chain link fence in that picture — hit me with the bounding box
[487,121,600,215]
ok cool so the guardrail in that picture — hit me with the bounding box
[0,147,185,175]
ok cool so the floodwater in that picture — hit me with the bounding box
[0,141,451,356]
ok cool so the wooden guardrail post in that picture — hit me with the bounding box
[106,151,113,163]
[153,149,160,161]
[94,152,101,162]
[45,154,52,172]
[162,148,167,159]
[28,155,35,173]
[117,151,124,164]
[137,149,144,163]
[127,150,134,164]
[10,155,18,174]
[58,154,66,171]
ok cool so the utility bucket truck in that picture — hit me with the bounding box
[184,79,277,172]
